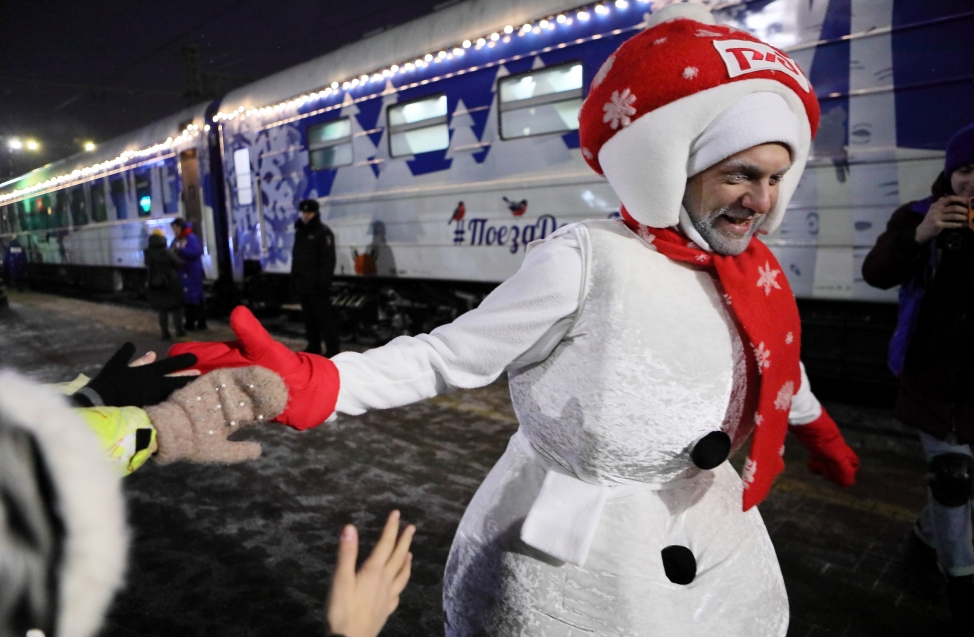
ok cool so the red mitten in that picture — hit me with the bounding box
[169,306,340,430]
[788,409,860,487]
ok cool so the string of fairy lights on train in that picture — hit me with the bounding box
[212,0,651,124]
[0,0,647,206]
[0,125,206,205]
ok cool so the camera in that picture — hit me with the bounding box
[938,197,974,251]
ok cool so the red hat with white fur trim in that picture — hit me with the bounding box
[579,3,820,231]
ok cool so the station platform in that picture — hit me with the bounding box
[0,290,955,636]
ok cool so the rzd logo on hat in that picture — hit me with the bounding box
[713,40,810,92]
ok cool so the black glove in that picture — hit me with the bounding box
[70,342,199,408]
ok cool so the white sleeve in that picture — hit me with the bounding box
[332,232,583,415]
[788,361,823,425]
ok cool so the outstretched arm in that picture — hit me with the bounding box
[331,230,583,415]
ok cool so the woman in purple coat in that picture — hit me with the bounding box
[170,218,207,330]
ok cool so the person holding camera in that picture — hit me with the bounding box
[862,122,974,632]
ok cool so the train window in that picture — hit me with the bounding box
[135,170,152,216]
[233,148,254,206]
[90,181,108,222]
[70,187,89,226]
[162,162,179,214]
[388,94,449,157]
[38,194,54,229]
[55,190,70,228]
[110,176,128,220]
[308,118,353,170]
[498,63,583,140]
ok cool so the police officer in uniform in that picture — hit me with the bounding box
[292,199,340,357]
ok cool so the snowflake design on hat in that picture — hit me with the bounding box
[653,36,667,45]
[785,331,794,345]
[695,28,723,37]
[603,88,637,130]
[742,458,757,484]
[593,55,615,88]
[752,342,771,373]
[774,380,795,411]
[682,67,699,80]
[756,261,783,296]
[754,413,764,426]
[581,147,594,160]
[695,253,709,263]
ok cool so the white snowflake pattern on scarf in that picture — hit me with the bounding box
[742,458,758,485]
[774,380,795,411]
[756,261,783,296]
[752,342,771,373]
[603,88,637,130]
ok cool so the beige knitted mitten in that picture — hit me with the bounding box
[145,366,287,464]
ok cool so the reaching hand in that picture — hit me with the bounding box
[145,367,287,464]
[789,409,860,487]
[77,342,199,408]
[915,195,970,244]
[327,511,414,637]
[169,306,341,429]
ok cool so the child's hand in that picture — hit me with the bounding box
[327,511,414,637]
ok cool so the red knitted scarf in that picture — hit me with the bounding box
[621,208,801,510]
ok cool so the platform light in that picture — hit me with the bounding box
[490,32,500,41]
[615,0,629,7]
[540,19,550,28]
[8,139,22,150]
[139,196,151,213]
[391,64,399,72]
[556,13,567,23]
[26,140,39,151]
[204,124,210,131]
[503,25,513,34]
[595,4,608,15]
[477,37,486,46]
[84,141,96,151]
[462,39,471,48]
[577,10,590,20]
[425,53,434,62]
[342,81,351,89]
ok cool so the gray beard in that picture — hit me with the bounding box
[687,203,760,256]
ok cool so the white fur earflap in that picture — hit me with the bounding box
[597,78,812,232]
[0,370,128,637]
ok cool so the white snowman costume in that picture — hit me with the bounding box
[331,5,828,636]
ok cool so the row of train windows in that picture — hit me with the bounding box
[307,62,583,171]
[0,166,177,234]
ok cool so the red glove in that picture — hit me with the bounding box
[788,409,860,487]
[169,306,339,430]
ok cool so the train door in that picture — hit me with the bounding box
[179,150,203,227]
[179,149,217,279]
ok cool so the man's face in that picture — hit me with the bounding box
[682,143,792,256]
[950,164,974,199]
[300,211,316,224]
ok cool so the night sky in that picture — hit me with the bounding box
[0,0,444,178]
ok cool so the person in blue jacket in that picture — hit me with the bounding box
[170,218,207,330]
[3,238,27,291]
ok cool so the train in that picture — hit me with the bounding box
[2,0,972,398]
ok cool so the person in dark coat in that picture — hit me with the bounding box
[3,238,27,291]
[171,218,207,330]
[144,229,185,340]
[292,199,339,357]
[862,122,974,630]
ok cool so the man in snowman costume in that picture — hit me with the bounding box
[174,4,860,635]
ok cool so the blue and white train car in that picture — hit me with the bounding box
[214,0,973,308]
[0,103,225,293]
